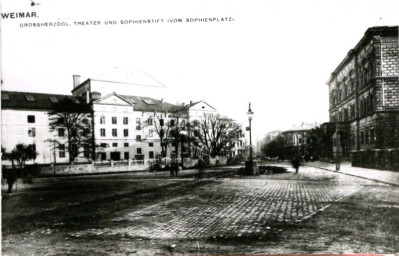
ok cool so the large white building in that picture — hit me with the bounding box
[1,75,247,166]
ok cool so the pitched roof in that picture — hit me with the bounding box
[92,92,134,106]
[187,100,216,110]
[1,91,87,111]
[1,90,186,114]
[119,95,186,113]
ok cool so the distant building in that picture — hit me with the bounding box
[327,26,399,170]
[281,123,319,158]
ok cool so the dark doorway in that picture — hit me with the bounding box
[110,152,121,161]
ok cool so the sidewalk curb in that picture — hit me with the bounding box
[306,165,399,187]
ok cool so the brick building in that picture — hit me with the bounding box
[327,26,399,170]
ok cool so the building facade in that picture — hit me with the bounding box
[280,123,318,159]
[1,91,88,164]
[2,76,247,167]
[327,26,399,170]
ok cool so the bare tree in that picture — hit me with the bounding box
[48,98,94,164]
[148,112,173,157]
[191,114,242,158]
[144,105,188,162]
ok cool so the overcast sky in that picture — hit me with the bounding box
[1,0,399,141]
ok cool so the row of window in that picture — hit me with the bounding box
[100,116,130,125]
[29,127,66,138]
[100,142,154,148]
[351,129,376,146]
[98,116,192,128]
[27,114,194,131]
[360,129,375,145]
[31,128,85,137]
[109,151,155,160]
[58,144,90,158]
[29,126,195,139]
[99,128,154,138]
[331,57,374,106]
[333,95,374,122]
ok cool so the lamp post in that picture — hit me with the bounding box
[247,103,254,162]
[336,130,341,171]
[244,103,258,175]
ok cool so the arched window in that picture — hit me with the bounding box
[369,95,373,112]
[369,59,374,79]
[359,99,364,117]
[364,68,369,85]
[343,77,348,98]
[349,70,355,93]
[362,58,370,86]
[358,70,363,87]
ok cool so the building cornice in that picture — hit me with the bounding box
[327,26,398,84]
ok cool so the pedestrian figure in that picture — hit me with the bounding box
[198,158,205,179]
[292,156,300,174]
[6,172,17,193]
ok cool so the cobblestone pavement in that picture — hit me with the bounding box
[71,167,364,240]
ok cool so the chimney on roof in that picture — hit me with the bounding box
[160,98,163,103]
[73,75,81,88]
[190,100,192,105]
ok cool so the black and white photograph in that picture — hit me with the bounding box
[1,0,399,255]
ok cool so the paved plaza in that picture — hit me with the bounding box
[2,164,398,255]
[72,172,362,240]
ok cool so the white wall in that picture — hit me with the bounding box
[1,109,70,164]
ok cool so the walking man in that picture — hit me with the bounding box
[292,156,301,174]
[7,171,17,193]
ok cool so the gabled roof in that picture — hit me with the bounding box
[92,92,134,105]
[187,100,216,110]
[1,91,87,111]
[120,94,186,113]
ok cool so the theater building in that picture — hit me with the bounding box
[2,71,247,167]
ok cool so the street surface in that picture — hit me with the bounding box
[2,163,399,255]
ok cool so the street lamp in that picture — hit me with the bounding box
[244,103,258,175]
[247,103,254,162]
